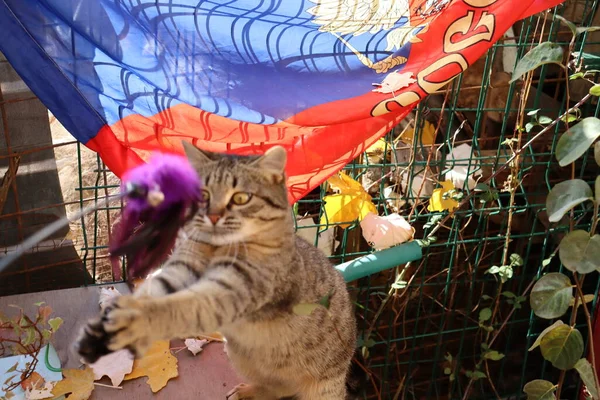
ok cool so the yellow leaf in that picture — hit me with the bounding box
[321,173,377,229]
[51,368,95,400]
[399,120,436,146]
[124,340,178,393]
[427,180,459,212]
[365,138,388,155]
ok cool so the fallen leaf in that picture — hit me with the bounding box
[365,139,388,156]
[25,381,55,400]
[428,181,459,212]
[89,349,134,387]
[98,287,121,311]
[360,212,414,250]
[21,372,45,391]
[373,72,416,94]
[398,120,436,146]
[444,144,482,190]
[321,173,377,229]
[51,368,95,400]
[184,339,208,356]
[124,341,178,393]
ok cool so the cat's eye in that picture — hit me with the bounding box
[231,192,252,205]
[201,189,210,202]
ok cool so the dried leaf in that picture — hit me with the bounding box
[360,212,414,250]
[372,72,416,94]
[89,349,134,387]
[37,306,52,325]
[321,173,377,229]
[47,318,63,333]
[427,181,459,212]
[21,372,44,391]
[398,120,436,146]
[51,368,95,400]
[184,339,208,356]
[124,341,178,393]
[25,381,55,400]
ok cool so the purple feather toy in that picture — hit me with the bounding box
[110,153,201,281]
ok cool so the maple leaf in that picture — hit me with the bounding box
[427,181,460,212]
[321,173,377,229]
[51,368,95,400]
[372,72,416,94]
[21,372,45,391]
[184,338,208,356]
[89,349,134,387]
[124,341,178,393]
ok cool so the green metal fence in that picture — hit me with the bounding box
[64,1,600,398]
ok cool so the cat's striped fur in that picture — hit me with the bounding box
[76,143,358,399]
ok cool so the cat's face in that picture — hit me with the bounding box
[183,143,289,245]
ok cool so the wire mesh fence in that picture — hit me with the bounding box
[1,0,600,399]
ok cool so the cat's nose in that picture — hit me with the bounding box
[208,214,221,225]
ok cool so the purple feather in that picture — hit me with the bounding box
[110,153,201,281]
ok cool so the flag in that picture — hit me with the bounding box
[0,0,563,202]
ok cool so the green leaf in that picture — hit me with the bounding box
[576,26,600,36]
[529,320,565,351]
[574,358,599,400]
[293,303,320,316]
[502,291,517,299]
[483,350,505,361]
[596,176,600,203]
[556,117,600,166]
[526,122,535,133]
[481,295,493,301]
[6,363,18,374]
[594,142,600,167]
[48,317,63,332]
[510,42,564,83]
[444,367,451,375]
[546,179,593,223]
[528,109,541,116]
[22,327,36,346]
[570,294,595,307]
[444,353,453,362]
[538,116,553,125]
[468,370,487,380]
[540,324,584,370]
[33,302,45,307]
[530,272,573,319]
[590,84,600,97]
[554,15,577,36]
[479,308,492,323]
[42,329,52,342]
[559,230,600,274]
[561,113,579,123]
[570,72,585,80]
[510,253,524,266]
[542,255,554,268]
[523,379,557,400]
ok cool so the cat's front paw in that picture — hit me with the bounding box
[75,296,152,364]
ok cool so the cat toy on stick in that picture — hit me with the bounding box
[109,153,201,281]
[0,153,201,279]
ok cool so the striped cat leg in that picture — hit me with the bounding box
[298,376,347,400]
[76,259,273,362]
[135,259,203,297]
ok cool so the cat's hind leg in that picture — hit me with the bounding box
[297,375,347,400]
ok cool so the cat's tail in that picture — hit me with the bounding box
[346,349,368,399]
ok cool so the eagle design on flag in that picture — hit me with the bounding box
[307,0,442,73]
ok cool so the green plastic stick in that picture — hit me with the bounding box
[335,241,423,282]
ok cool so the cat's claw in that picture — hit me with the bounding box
[226,383,257,400]
[75,295,152,364]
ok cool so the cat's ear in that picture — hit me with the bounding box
[182,140,213,167]
[254,146,287,184]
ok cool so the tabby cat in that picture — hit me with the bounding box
[75,143,358,400]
